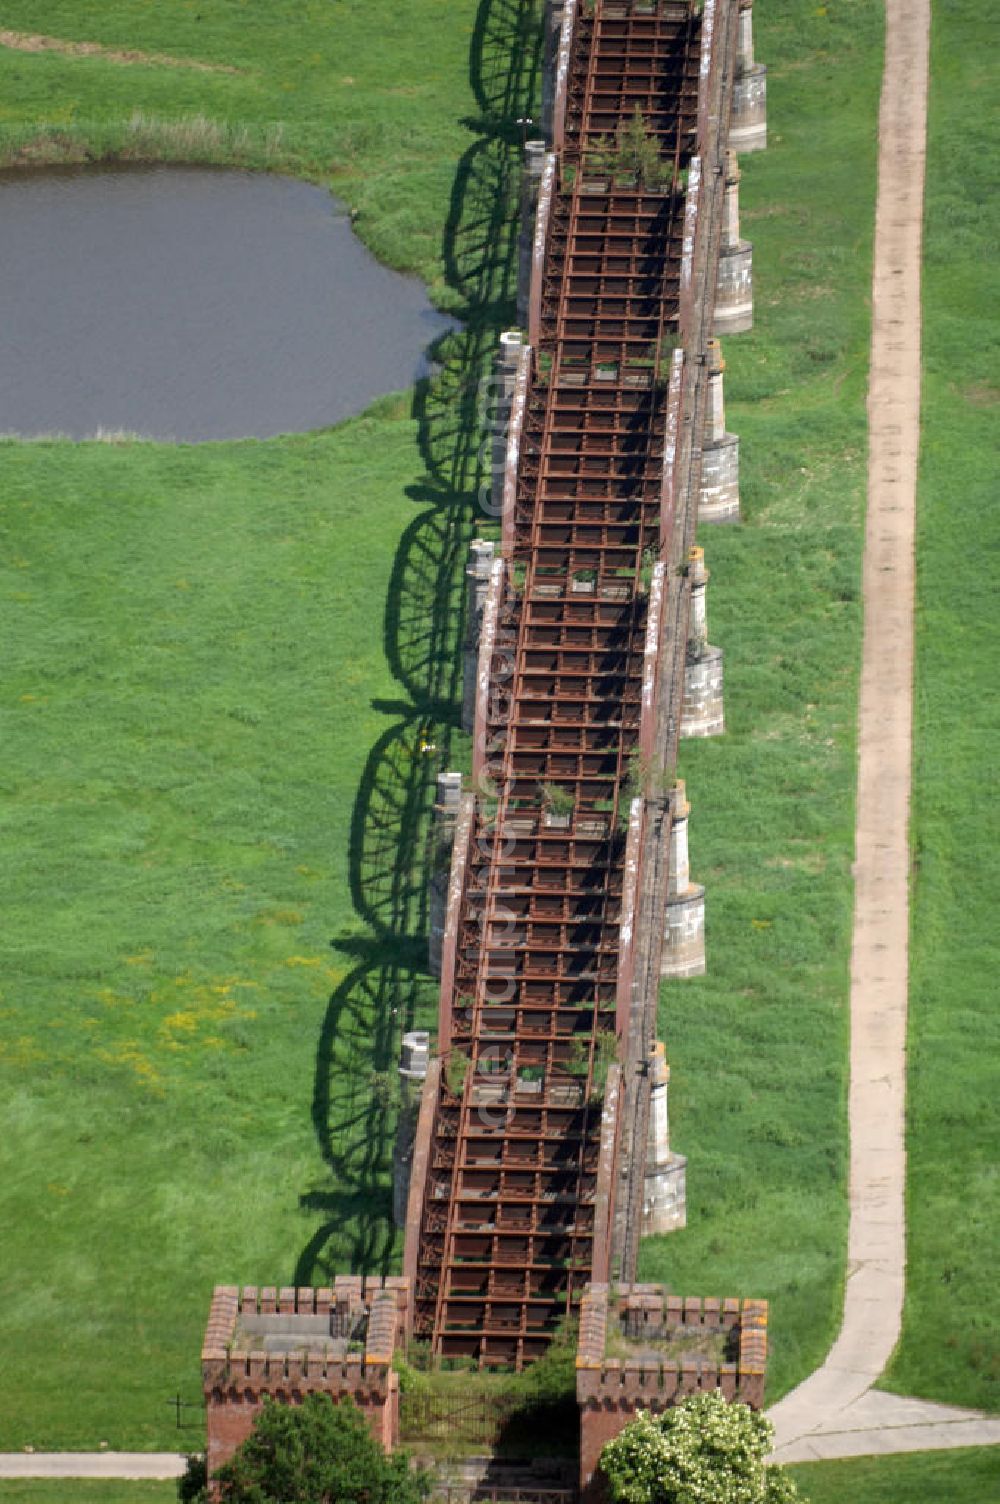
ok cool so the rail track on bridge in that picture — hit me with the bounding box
[404,0,744,1370]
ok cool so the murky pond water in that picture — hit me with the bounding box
[0,165,453,442]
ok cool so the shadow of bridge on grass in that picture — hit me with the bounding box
[295,0,543,1285]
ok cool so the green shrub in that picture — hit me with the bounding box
[445,1050,470,1098]
[211,1394,431,1504]
[601,1393,800,1504]
[540,782,576,817]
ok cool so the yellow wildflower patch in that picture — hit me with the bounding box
[254,908,305,927]
[163,1010,199,1034]
[96,987,133,1009]
[0,1036,46,1066]
[95,1040,163,1094]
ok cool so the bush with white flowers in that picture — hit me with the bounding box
[600,1390,801,1504]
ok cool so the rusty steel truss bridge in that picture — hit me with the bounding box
[402,0,752,1370]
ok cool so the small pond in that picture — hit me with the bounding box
[0,165,454,442]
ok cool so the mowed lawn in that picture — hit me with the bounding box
[640,0,880,1402]
[789,1446,1000,1504]
[0,1488,176,1504]
[881,0,1000,1410]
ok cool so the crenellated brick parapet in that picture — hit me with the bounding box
[576,1284,768,1496]
[202,1279,410,1477]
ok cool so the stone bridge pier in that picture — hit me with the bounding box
[715,151,753,334]
[730,0,767,153]
[699,338,741,523]
[681,546,725,738]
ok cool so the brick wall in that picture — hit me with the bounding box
[201,1279,408,1477]
[576,1284,768,1499]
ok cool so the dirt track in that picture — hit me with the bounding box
[0,29,239,74]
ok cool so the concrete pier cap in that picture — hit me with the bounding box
[687,546,709,647]
[523,139,547,181]
[518,142,548,327]
[393,1032,430,1226]
[499,328,524,372]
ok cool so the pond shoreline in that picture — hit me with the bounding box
[0,163,455,444]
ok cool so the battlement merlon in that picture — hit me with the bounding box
[201,1279,409,1396]
[576,1285,767,1401]
[576,1285,768,1495]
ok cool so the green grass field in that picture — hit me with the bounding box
[639,0,880,1401]
[0,406,472,1447]
[1,0,874,1445]
[0,0,501,309]
[2,0,993,1475]
[0,1487,176,1504]
[0,0,534,1448]
[790,1445,1000,1504]
[879,0,1000,1412]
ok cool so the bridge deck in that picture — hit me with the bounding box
[411,0,705,1370]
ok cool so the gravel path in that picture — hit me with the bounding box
[0,1453,186,1480]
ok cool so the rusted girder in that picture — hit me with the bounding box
[406,0,736,1371]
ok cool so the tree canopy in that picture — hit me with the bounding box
[600,1392,801,1504]
[195,1394,430,1504]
